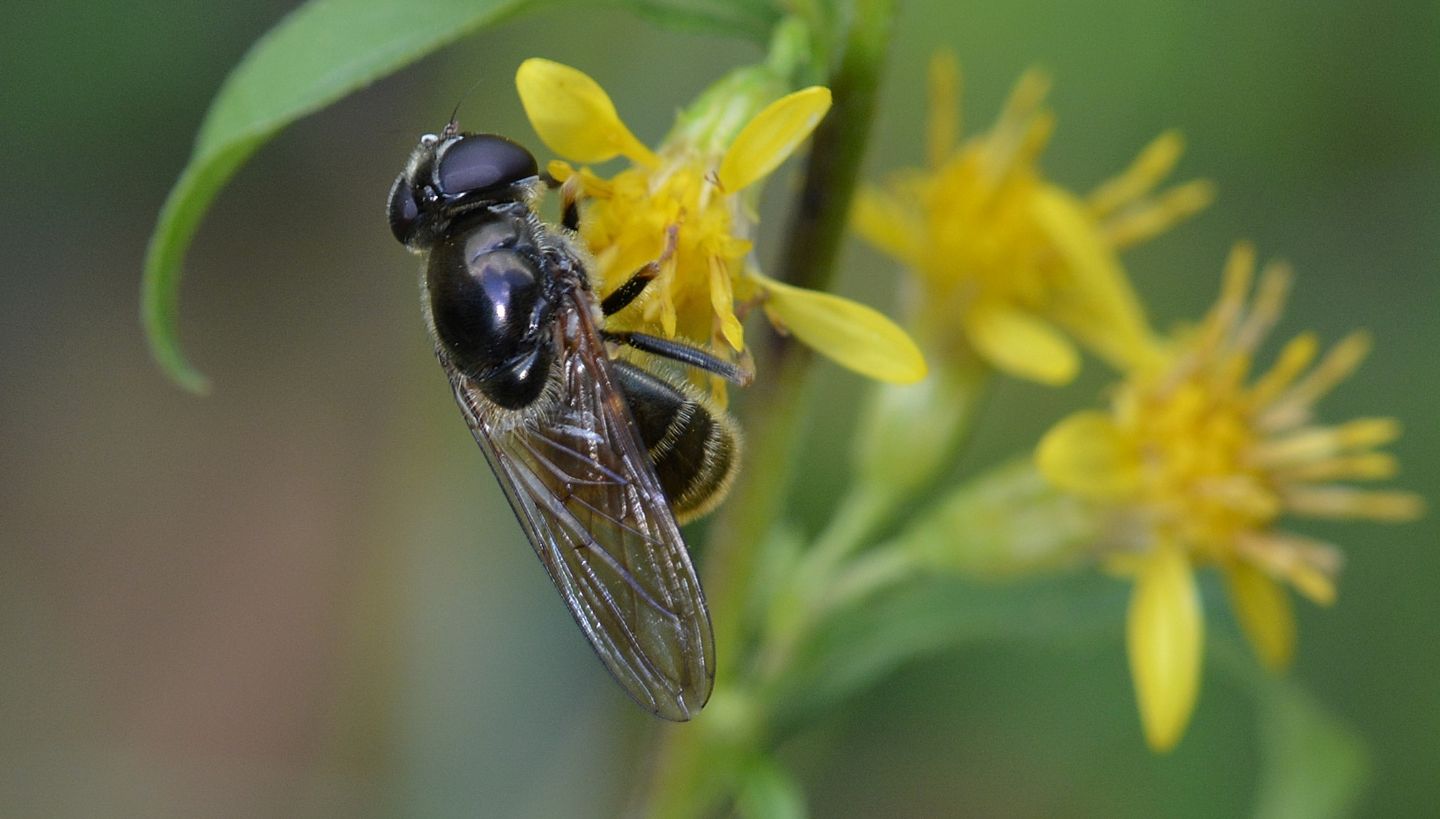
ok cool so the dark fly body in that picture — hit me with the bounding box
[387,126,744,720]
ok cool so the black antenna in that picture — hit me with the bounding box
[443,77,486,137]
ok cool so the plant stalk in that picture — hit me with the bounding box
[704,0,899,669]
[639,2,900,815]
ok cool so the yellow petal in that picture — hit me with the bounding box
[966,304,1079,385]
[546,160,613,199]
[708,255,745,351]
[753,272,926,383]
[1128,544,1204,753]
[546,159,574,182]
[1030,185,1156,369]
[1226,562,1296,670]
[657,274,679,338]
[717,87,831,193]
[851,186,924,270]
[1036,411,1139,498]
[515,58,657,165]
[601,228,669,297]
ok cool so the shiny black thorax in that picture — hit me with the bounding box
[427,204,558,409]
[389,129,741,520]
[385,131,558,409]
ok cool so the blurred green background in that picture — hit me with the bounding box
[2,0,1436,815]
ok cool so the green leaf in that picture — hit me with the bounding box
[736,755,808,819]
[141,0,528,392]
[1212,641,1370,819]
[1255,686,1369,819]
[851,351,988,508]
[613,0,777,40]
[765,574,1123,733]
[891,459,1101,578]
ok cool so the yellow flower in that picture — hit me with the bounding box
[515,59,926,396]
[853,52,1213,385]
[1037,243,1424,751]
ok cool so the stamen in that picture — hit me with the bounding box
[1199,243,1256,353]
[1247,333,1318,413]
[1250,418,1400,467]
[1103,180,1216,250]
[1236,531,1342,605]
[983,70,1051,177]
[1229,262,1293,355]
[1273,452,1398,482]
[1260,331,1372,428]
[1194,475,1281,519]
[1013,111,1057,171]
[1282,486,1425,521]
[1089,130,1185,217]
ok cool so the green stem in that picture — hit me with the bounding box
[806,484,895,571]
[705,348,816,667]
[750,485,893,677]
[774,0,895,295]
[824,545,918,611]
[795,350,994,598]
[640,4,900,816]
[757,540,919,679]
[661,0,904,717]
[704,0,899,669]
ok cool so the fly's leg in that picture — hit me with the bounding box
[601,223,679,316]
[540,170,585,231]
[601,330,752,386]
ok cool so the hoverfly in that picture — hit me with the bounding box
[387,123,745,720]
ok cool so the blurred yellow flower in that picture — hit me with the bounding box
[853,52,1213,384]
[1037,243,1424,751]
[515,59,926,396]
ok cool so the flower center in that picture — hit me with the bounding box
[919,154,1052,314]
[1128,372,1277,560]
[580,156,749,348]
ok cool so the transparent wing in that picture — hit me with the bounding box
[440,293,715,720]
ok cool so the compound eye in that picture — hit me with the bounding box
[435,134,538,196]
[387,174,420,244]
